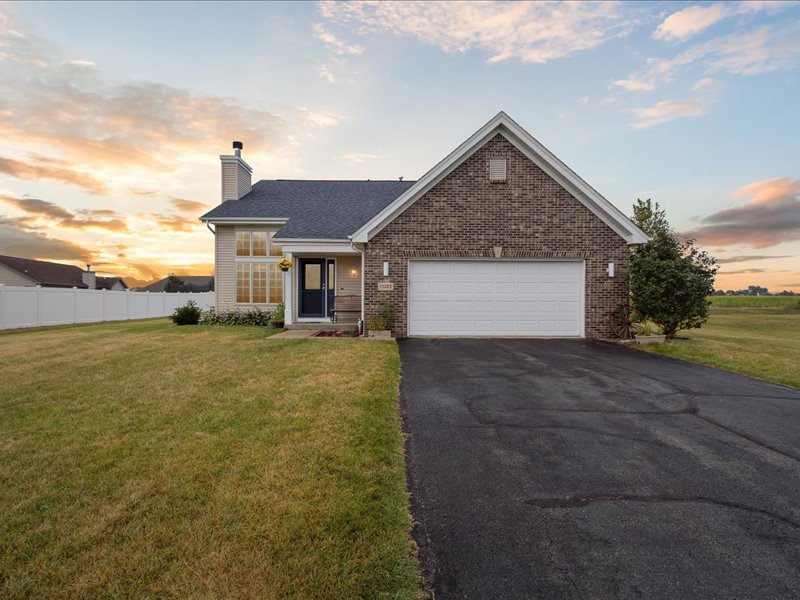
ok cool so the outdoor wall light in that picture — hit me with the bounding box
[383,261,390,276]
[351,268,359,277]
[607,262,615,277]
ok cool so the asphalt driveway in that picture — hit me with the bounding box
[399,338,800,599]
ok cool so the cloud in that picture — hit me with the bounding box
[684,177,800,248]
[312,22,364,55]
[0,156,109,194]
[721,268,767,274]
[691,77,723,95]
[629,99,708,129]
[318,65,336,83]
[717,254,793,263]
[2,195,130,232]
[617,19,800,94]
[614,77,655,91]
[170,198,209,213]
[0,9,339,196]
[319,1,634,64]
[653,3,730,42]
[338,152,381,164]
[0,221,94,261]
[628,76,722,129]
[298,107,341,128]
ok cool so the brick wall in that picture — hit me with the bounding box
[363,133,630,338]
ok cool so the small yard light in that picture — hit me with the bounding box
[607,262,615,277]
[383,261,390,276]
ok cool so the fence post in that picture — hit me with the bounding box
[73,286,78,325]
[0,284,5,330]
[36,285,42,328]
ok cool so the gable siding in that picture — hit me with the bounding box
[0,263,37,286]
[363,133,630,338]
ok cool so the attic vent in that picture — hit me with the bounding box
[489,158,507,182]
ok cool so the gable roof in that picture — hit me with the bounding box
[351,112,649,245]
[0,255,88,288]
[96,276,128,290]
[200,180,416,240]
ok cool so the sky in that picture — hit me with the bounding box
[0,1,798,290]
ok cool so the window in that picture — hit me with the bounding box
[252,232,267,257]
[269,264,283,303]
[234,229,284,304]
[268,231,282,257]
[252,263,267,303]
[236,231,250,256]
[236,263,249,302]
[489,158,507,182]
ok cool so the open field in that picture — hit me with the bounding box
[640,296,800,388]
[0,320,421,599]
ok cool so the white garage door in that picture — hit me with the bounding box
[408,260,584,337]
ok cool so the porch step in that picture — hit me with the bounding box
[287,322,358,333]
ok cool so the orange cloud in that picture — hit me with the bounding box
[684,177,800,248]
[0,156,109,194]
[170,198,210,213]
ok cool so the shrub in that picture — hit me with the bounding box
[365,315,389,331]
[271,303,285,328]
[379,299,396,329]
[200,307,271,327]
[630,199,717,339]
[169,300,201,325]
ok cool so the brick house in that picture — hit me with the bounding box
[200,112,648,338]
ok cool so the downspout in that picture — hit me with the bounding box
[348,235,365,336]
[204,221,216,309]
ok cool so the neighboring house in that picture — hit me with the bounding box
[0,256,127,290]
[200,112,648,338]
[136,276,214,293]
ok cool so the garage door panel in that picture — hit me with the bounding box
[409,260,583,337]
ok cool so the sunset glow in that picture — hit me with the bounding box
[0,1,798,290]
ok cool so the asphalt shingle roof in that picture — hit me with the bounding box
[0,255,89,288]
[200,180,416,239]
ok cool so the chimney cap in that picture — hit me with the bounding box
[86,264,92,271]
[232,141,243,150]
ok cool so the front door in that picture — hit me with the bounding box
[299,259,325,318]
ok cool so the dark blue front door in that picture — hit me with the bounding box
[299,259,325,318]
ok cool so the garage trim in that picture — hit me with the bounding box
[407,258,586,338]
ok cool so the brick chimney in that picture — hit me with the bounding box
[82,264,96,289]
[220,141,252,202]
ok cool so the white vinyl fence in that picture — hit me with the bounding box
[0,285,214,330]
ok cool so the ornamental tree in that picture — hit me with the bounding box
[629,199,718,338]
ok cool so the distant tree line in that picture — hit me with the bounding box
[712,285,797,296]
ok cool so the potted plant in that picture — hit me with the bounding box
[634,321,666,344]
[277,257,292,272]
[365,299,395,338]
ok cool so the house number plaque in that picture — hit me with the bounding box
[377,281,394,291]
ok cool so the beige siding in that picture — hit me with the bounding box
[215,225,236,310]
[335,256,361,296]
[221,162,252,201]
[215,224,282,312]
[0,263,37,286]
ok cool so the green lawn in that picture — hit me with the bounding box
[640,296,800,388]
[0,320,421,599]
